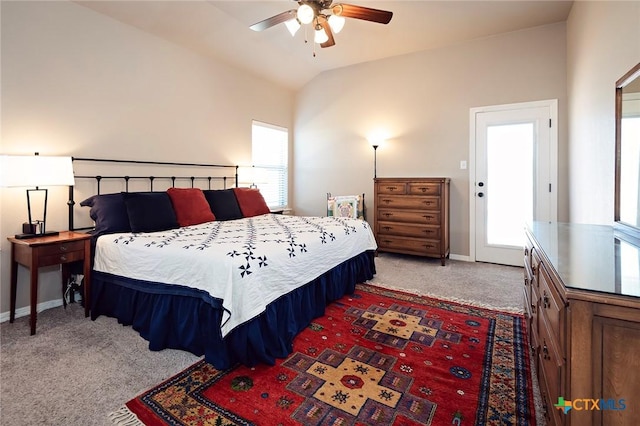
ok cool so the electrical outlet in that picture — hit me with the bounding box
[460,160,467,170]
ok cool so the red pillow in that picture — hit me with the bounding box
[167,188,216,227]
[233,187,270,217]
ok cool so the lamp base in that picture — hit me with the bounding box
[14,231,60,240]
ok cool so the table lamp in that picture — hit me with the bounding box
[0,153,75,239]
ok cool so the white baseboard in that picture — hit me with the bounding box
[450,253,472,262]
[0,298,64,323]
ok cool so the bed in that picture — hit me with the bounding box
[69,157,377,369]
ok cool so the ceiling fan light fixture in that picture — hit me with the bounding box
[284,18,301,36]
[297,4,315,25]
[314,25,329,44]
[328,14,345,33]
[250,2,392,54]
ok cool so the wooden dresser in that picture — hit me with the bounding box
[373,177,450,265]
[524,222,640,426]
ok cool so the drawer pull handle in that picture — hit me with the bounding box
[423,244,435,249]
[422,215,434,220]
[383,226,392,231]
[60,255,67,262]
[60,245,68,252]
[383,199,391,204]
[423,201,432,206]
[543,291,550,309]
[384,213,393,218]
[419,187,428,192]
[542,342,550,360]
[382,239,393,244]
[423,229,433,234]
[386,186,398,192]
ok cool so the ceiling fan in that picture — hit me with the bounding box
[250,0,393,49]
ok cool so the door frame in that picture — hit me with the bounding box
[469,99,558,263]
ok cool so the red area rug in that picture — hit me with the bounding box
[112,284,536,425]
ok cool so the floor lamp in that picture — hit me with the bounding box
[369,139,383,179]
[0,153,75,239]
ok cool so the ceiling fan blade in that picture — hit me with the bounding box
[320,20,335,48]
[250,9,297,31]
[333,3,393,24]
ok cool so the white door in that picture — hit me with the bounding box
[470,100,557,266]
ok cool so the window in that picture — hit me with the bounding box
[251,120,288,209]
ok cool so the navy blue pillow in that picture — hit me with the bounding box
[122,192,179,233]
[203,189,244,221]
[80,193,131,235]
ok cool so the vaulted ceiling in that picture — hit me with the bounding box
[75,1,574,90]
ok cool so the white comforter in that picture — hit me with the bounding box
[94,214,377,337]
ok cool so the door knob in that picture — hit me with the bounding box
[478,182,484,187]
[478,192,484,197]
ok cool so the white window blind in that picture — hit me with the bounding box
[251,120,288,209]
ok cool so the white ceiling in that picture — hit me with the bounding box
[75,1,574,90]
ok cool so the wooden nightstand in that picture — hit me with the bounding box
[8,231,92,335]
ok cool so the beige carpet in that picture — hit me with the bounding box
[371,253,525,312]
[0,253,532,426]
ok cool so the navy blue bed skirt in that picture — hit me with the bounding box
[91,250,376,369]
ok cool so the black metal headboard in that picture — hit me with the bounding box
[68,157,239,231]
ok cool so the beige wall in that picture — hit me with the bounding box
[293,23,568,258]
[0,1,294,316]
[566,1,640,224]
[3,0,637,318]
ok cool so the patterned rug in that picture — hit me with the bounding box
[111,283,536,425]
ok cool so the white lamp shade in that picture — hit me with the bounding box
[0,155,75,188]
[285,19,301,36]
[297,4,314,24]
[328,15,345,33]
[314,27,329,44]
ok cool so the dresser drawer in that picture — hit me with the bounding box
[531,247,541,273]
[377,222,441,239]
[408,182,441,196]
[377,209,440,224]
[377,235,440,255]
[37,240,85,256]
[376,182,407,194]
[524,251,534,303]
[538,352,565,426]
[377,195,440,211]
[523,288,534,347]
[39,250,85,267]
[538,315,565,426]
[530,280,540,349]
[524,242,535,274]
[538,262,565,353]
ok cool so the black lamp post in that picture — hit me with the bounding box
[372,144,379,178]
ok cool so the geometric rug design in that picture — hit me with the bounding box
[284,346,435,424]
[112,283,536,425]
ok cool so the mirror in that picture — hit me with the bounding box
[615,62,640,241]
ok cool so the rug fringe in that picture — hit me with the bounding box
[363,281,525,314]
[108,406,144,426]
